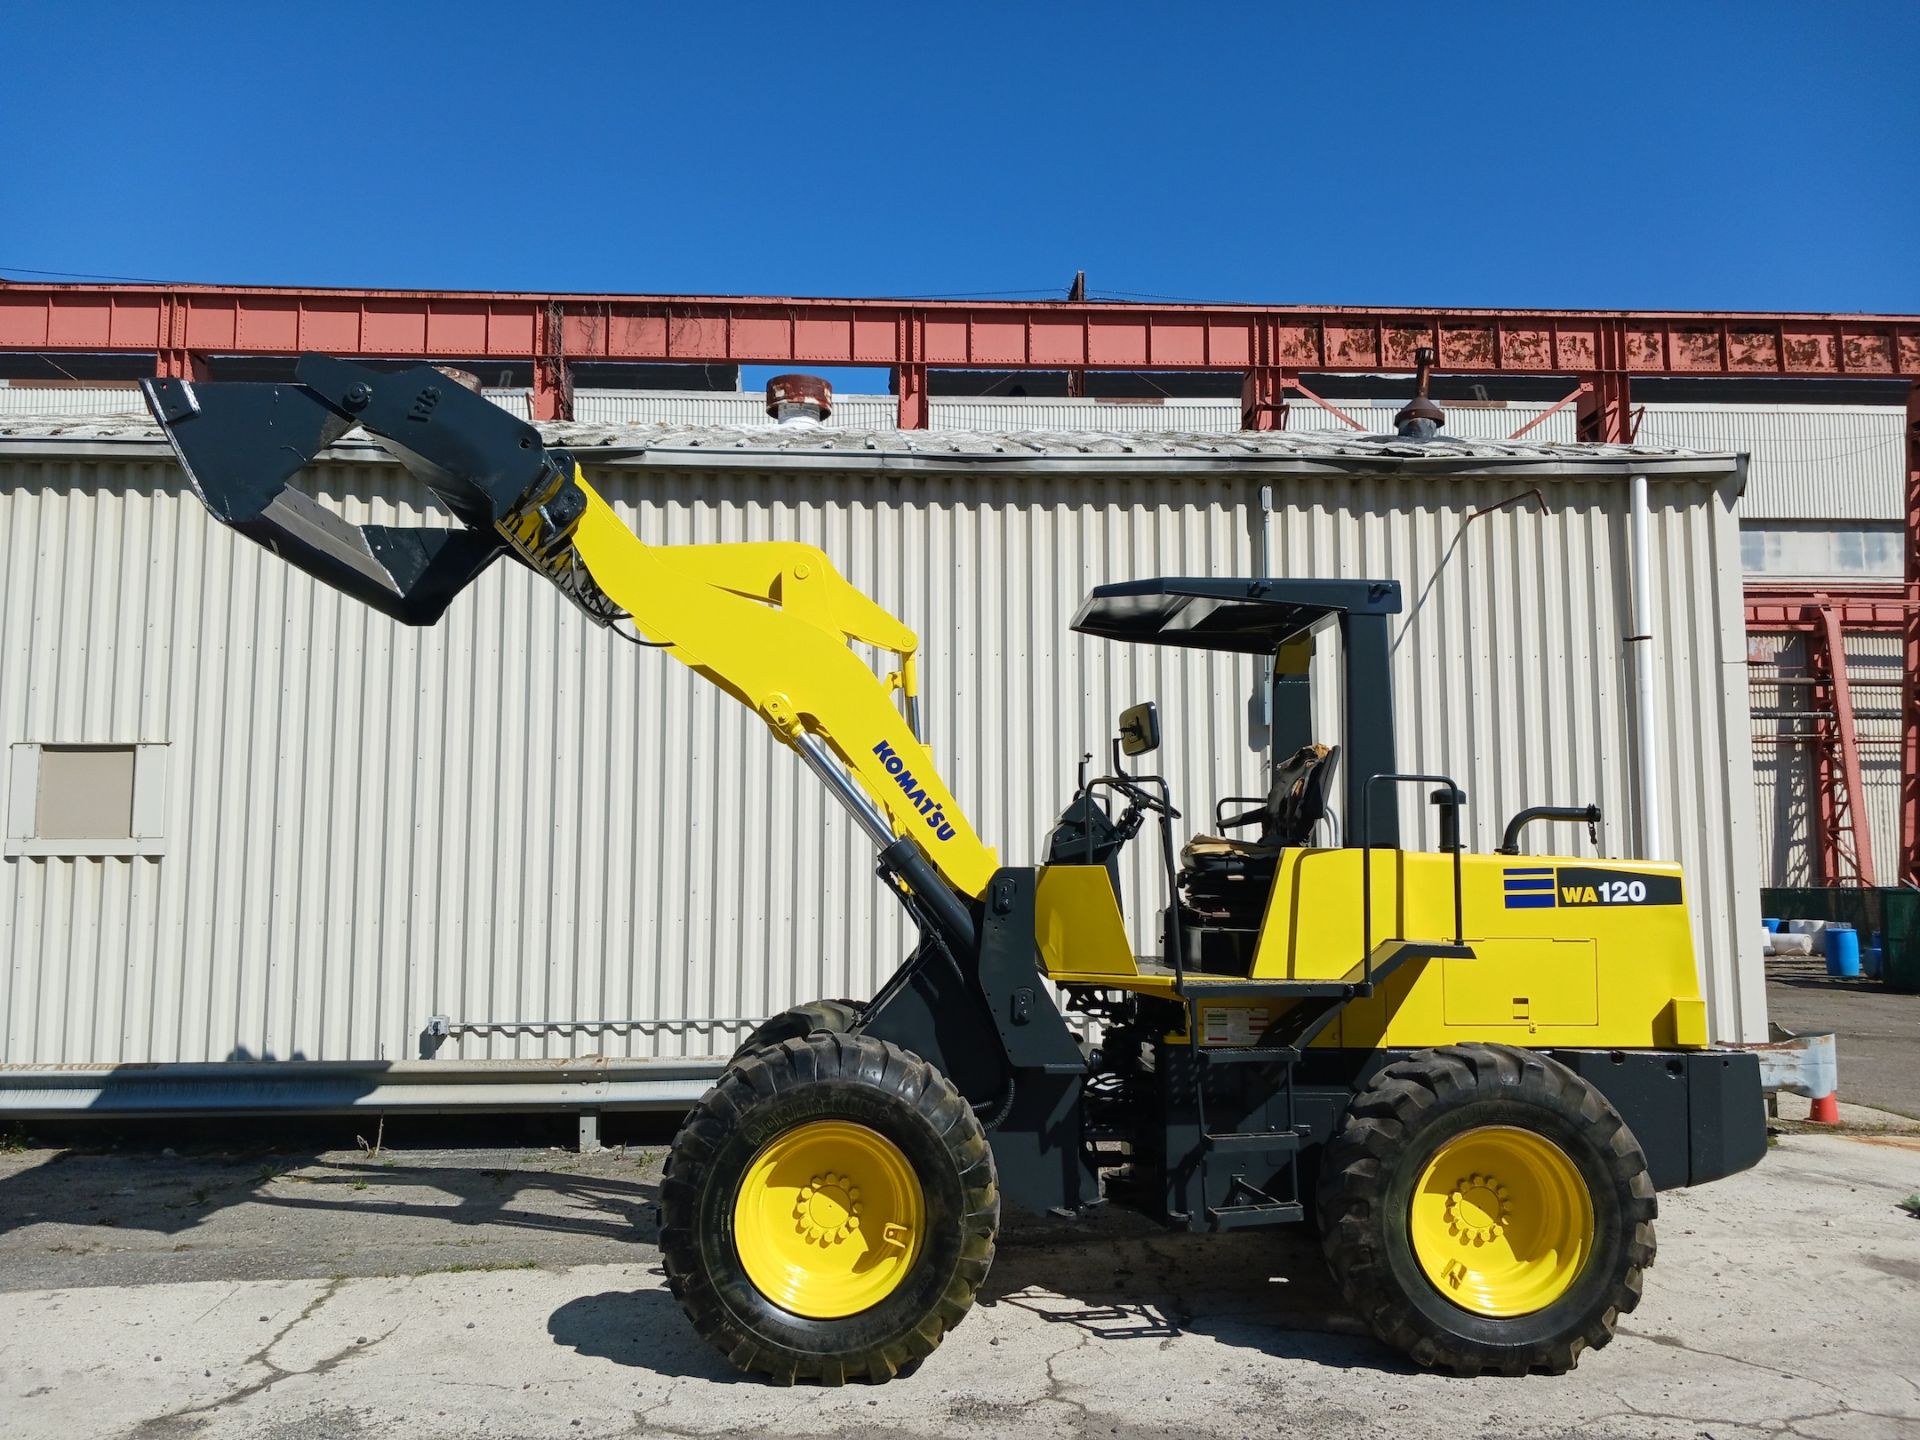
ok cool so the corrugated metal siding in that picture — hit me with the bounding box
[1423,403,1576,443]
[0,385,534,422]
[570,390,898,429]
[0,451,1763,1072]
[930,397,1243,433]
[1635,405,1905,522]
[571,390,1577,441]
[0,387,149,415]
[1850,633,1902,880]
[482,389,531,419]
[0,457,1258,1065]
[1747,633,1812,885]
[923,396,1577,443]
[1748,630,1900,886]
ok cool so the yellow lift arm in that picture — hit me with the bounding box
[558,474,999,899]
[141,356,999,909]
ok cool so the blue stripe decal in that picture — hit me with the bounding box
[1504,867,1553,876]
[1504,895,1557,909]
[1503,878,1554,891]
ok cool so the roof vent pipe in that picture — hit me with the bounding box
[1394,348,1445,439]
[766,373,833,426]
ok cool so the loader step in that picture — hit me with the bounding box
[1202,1130,1303,1155]
[1205,1199,1305,1230]
[1137,962,1357,997]
[1193,1045,1301,1065]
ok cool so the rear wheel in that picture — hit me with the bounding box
[1317,1043,1656,1375]
[661,1032,998,1384]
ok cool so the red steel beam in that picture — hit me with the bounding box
[1745,585,1912,633]
[1806,615,1844,885]
[4,282,1919,425]
[1903,383,1920,886]
[1747,582,1910,886]
[1747,584,1896,886]
[6,283,1913,375]
[1815,598,1876,886]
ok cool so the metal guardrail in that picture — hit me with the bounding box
[1731,1030,1841,1122]
[0,1057,726,1120]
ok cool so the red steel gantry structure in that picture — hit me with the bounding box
[2,281,1918,884]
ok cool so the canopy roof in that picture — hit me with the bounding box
[1070,576,1401,655]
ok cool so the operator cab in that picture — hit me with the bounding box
[1050,576,1406,977]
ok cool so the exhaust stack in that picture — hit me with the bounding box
[766,373,833,425]
[1394,348,1445,440]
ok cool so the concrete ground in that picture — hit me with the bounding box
[1,1123,1916,1440]
[1767,954,1920,1120]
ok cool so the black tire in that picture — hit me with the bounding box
[731,999,862,1061]
[1317,1043,1656,1376]
[660,1032,999,1384]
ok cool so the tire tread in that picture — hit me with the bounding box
[661,1032,997,1385]
[1317,1043,1656,1376]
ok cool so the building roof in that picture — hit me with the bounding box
[0,410,1740,481]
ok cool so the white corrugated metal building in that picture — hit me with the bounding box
[0,406,1763,1117]
[4,376,1898,960]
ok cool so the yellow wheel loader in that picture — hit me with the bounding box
[144,357,1766,1385]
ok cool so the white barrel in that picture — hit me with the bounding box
[1785,918,1828,955]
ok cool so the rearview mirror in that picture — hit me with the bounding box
[1117,701,1161,757]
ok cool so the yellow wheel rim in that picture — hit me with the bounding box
[1409,1125,1594,1317]
[732,1120,925,1319]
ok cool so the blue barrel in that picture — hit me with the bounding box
[1864,936,1885,981]
[1826,925,1862,978]
[1763,917,1783,933]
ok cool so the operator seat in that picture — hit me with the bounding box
[1179,744,1340,925]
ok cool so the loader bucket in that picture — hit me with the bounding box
[141,356,555,626]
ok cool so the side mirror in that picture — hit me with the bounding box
[1117,701,1161,757]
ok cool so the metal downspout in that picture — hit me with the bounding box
[1256,483,1276,736]
[1628,474,1663,857]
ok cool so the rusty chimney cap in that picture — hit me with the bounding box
[1393,346,1445,438]
[766,373,833,422]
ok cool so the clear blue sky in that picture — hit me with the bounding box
[2,1,1915,317]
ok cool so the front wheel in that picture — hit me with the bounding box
[730,999,861,1062]
[1317,1043,1656,1375]
[660,1032,998,1384]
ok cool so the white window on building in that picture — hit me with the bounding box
[1739,521,1902,580]
[5,742,167,858]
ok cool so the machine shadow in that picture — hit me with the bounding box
[545,1211,1410,1384]
[0,1115,663,1249]
[547,1287,753,1383]
[978,1211,1415,1374]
